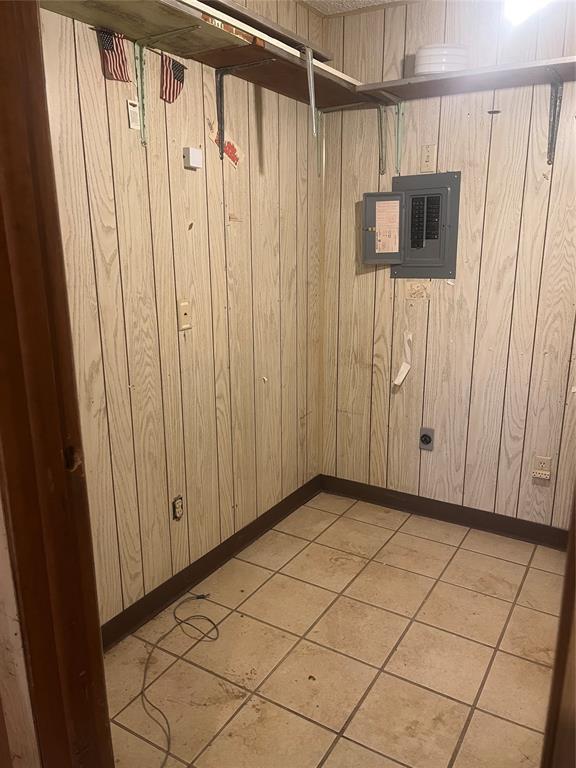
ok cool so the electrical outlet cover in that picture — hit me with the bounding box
[532,455,551,481]
[420,143,437,173]
[419,427,434,451]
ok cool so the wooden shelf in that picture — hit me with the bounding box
[357,56,576,104]
[40,0,375,109]
[198,43,375,110]
[41,0,264,58]
[202,0,332,61]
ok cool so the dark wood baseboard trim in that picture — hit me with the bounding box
[103,472,568,647]
[102,476,323,649]
[320,475,569,550]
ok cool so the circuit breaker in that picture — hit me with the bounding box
[362,171,461,279]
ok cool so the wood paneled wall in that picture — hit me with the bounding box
[40,0,323,623]
[41,0,575,623]
[321,1,576,530]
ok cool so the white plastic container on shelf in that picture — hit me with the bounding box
[414,44,468,75]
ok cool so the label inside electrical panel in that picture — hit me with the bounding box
[375,199,400,253]
[127,100,140,130]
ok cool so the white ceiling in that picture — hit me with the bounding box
[305,0,404,16]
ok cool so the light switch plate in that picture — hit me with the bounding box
[127,99,140,130]
[420,144,437,173]
[178,299,192,331]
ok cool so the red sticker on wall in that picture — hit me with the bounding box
[209,121,243,169]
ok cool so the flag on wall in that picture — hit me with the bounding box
[96,29,130,82]
[161,53,186,103]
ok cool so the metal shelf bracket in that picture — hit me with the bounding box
[547,80,563,165]
[305,46,317,137]
[377,104,387,176]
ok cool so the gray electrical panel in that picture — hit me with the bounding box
[362,171,461,279]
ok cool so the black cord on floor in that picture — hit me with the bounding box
[138,593,220,768]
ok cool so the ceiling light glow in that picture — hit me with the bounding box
[504,0,553,26]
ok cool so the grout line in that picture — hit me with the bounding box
[188,545,343,763]
[197,584,555,673]
[326,734,414,768]
[273,514,551,569]
[446,544,540,767]
[473,706,548,736]
[305,496,358,513]
[330,521,464,756]
[111,651,181,722]
[378,668,478,709]
[111,719,188,765]
[232,511,560,616]
[112,606,233,718]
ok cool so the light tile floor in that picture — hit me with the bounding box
[106,493,566,768]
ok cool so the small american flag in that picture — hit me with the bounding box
[96,29,130,82]
[161,53,186,103]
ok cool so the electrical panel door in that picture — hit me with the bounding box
[362,192,404,265]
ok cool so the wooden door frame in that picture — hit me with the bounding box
[541,510,575,768]
[0,2,114,766]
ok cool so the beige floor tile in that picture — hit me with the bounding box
[461,529,534,565]
[386,623,493,704]
[307,492,356,515]
[343,501,410,531]
[346,673,469,768]
[478,652,552,731]
[317,517,394,558]
[195,696,335,768]
[185,612,297,689]
[259,640,376,730]
[441,549,525,601]
[110,723,186,767]
[240,573,336,634]
[275,505,338,540]
[375,533,456,578]
[323,738,403,767]
[105,635,174,717]
[399,515,468,546]
[192,558,271,608]
[453,710,543,768]
[517,568,563,615]
[417,581,511,646]
[345,561,434,617]
[115,660,247,762]
[236,530,307,570]
[307,596,408,667]
[134,597,229,656]
[281,543,367,592]
[531,545,567,575]
[500,605,559,665]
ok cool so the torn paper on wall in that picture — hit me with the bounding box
[393,331,412,386]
